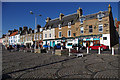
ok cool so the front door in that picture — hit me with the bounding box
[53,41,55,47]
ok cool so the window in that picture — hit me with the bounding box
[68,30,71,37]
[103,37,107,40]
[97,13,104,21]
[45,34,47,38]
[58,24,61,29]
[99,24,103,32]
[80,27,84,34]
[34,34,36,40]
[39,34,42,39]
[59,31,61,38]
[68,22,71,28]
[49,33,51,37]
[80,18,85,24]
[89,25,93,33]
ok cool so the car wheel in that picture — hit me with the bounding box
[89,48,92,50]
[101,48,103,51]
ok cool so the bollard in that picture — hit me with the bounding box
[98,47,100,54]
[77,47,78,51]
[87,47,89,54]
[61,46,63,50]
[112,47,114,55]
[69,48,71,56]
[48,47,50,50]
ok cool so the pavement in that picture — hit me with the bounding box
[2,49,120,79]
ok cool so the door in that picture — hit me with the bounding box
[53,41,55,47]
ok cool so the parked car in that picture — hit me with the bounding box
[43,44,51,48]
[88,44,109,51]
[54,44,61,49]
[54,44,66,49]
[72,44,86,50]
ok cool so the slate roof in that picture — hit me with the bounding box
[44,11,109,29]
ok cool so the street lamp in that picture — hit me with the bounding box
[30,11,42,51]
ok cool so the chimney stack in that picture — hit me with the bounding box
[59,13,64,20]
[46,17,51,23]
[77,7,83,17]
[108,4,112,13]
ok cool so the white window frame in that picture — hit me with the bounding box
[68,22,71,28]
[99,24,103,32]
[59,31,62,38]
[80,27,84,34]
[97,13,104,21]
[68,30,71,37]
[80,18,85,24]
[58,24,61,29]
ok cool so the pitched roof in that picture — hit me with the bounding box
[10,31,18,37]
[44,11,109,29]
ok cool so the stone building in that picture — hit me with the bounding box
[43,4,118,49]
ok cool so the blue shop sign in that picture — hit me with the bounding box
[86,39,91,41]
[93,38,100,40]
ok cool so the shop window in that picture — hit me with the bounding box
[103,37,107,40]
[89,25,93,33]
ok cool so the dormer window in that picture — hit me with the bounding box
[79,18,85,24]
[68,22,71,28]
[58,24,61,29]
[97,13,104,21]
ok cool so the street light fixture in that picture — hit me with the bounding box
[30,11,42,51]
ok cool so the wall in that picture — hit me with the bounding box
[43,28,55,40]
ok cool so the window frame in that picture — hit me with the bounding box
[68,30,71,37]
[99,24,103,32]
[45,34,47,38]
[89,25,93,33]
[59,31,62,38]
[68,22,71,28]
[80,27,84,34]
[58,24,61,29]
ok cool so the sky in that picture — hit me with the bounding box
[2,2,119,35]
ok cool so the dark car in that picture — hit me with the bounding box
[72,44,86,50]
[54,44,61,49]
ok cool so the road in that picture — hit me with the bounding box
[2,49,120,79]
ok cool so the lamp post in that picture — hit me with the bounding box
[30,11,42,51]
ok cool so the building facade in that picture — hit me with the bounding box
[43,4,118,49]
